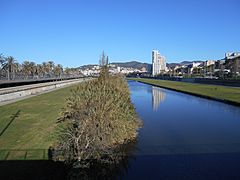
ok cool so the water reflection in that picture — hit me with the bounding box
[129,80,240,155]
[125,80,240,179]
[67,140,138,180]
[152,86,166,111]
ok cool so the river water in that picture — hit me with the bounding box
[121,80,240,179]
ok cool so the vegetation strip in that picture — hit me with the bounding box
[0,84,80,160]
[128,78,240,106]
[55,54,141,169]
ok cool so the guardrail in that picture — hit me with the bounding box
[0,76,85,88]
[0,73,83,81]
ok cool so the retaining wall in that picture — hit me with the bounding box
[0,78,88,103]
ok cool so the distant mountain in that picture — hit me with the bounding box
[79,64,98,70]
[110,61,152,71]
[79,61,152,71]
[79,60,204,71]
[167,60,204,68]
[180,60,203,65]
[166,63,180,68]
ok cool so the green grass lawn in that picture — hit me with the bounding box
[128,78,240,105]
[0,85,78,160]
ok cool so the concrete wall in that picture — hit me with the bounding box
[0,78,88,103]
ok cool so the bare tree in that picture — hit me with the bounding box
[99,51,109,67]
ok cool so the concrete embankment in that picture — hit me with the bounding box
[0,78,89,105]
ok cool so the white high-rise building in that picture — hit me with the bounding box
[152,50,166,76]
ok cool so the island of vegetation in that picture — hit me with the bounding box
[55,53,142,168]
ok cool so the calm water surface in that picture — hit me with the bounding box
[122,80,240,179]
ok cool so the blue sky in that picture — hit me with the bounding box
[0,0,239,67]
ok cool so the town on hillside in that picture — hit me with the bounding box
[79,50,240,79]
[151,50,240,79]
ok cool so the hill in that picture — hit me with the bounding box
[167,60,204,68]
[110,61,151,71]
[79,60,204,72]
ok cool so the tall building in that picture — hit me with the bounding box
[225,52,240,76]
[152,50,166,76]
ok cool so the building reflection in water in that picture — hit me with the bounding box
[152,86,166,111]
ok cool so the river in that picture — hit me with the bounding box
[121,80,240,179]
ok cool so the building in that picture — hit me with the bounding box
[225,52,240,58]
[204,60,216,77]
[152,50,166,76]
[225,52,240,76]
[117,66,121,73]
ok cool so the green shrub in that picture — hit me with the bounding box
[56,67,141,166]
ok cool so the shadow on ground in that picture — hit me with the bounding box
[1,153,240,179]
[0,160,68,180]
[0,157,133,180]
[0,110,21,136]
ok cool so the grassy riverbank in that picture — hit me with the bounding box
[129,78,240,105]
[0,85,78,160]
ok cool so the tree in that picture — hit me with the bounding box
[57,53,141,167]
[98,51,110,81]
[53,64,63,77]
[0,54,5,68]
[42,62,48,77]
[0,53,65,80]
[36,64,44,78]
[13,62,21,80]
[64,67,71,75]
[4,56,17,80]
[99,51,109,67]
[29,62,36,77]
[0,54,6,79]
[22,61,33,78]
[48,61,55,75]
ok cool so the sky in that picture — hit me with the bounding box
[0,0,240,67]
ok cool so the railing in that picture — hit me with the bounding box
[0,73,84,82]
[0,75,86,88]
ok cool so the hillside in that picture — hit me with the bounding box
[110,61,152,71]
[167,61,203,68]
[79,60,204,72]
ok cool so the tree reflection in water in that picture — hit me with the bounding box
[67,140,137,180]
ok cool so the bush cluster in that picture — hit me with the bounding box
[56,67,141,166]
